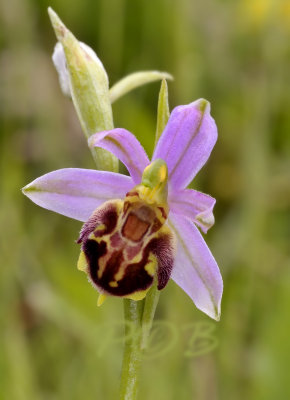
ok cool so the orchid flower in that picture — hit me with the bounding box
[22,99,223,320]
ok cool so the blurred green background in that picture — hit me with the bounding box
[1,0,290,399]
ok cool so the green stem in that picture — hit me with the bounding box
[119,79,169,398]
[119,285,161,400]
[119,299,144,400]
[141,282,160,350]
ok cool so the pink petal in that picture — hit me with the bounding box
[89,129,150,184]
[22,168,134,221]
[169,189,216,233]
[153,99,218,190]
[168,214,223,320]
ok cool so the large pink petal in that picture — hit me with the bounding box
[89,129,150,184]
[153,99,217,190]
[168,213,223,320]
[169,188,216,233]
[22,168,134,222]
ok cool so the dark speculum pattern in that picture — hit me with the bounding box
[101,247,153,296]
[80,195,174,297]
[85,238,153,296]
[122,213,150,242]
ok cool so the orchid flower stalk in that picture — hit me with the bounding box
[23,8,222,400]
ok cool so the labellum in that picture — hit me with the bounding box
[77,159,175,304]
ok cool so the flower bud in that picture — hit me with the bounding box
[48,7,117,172]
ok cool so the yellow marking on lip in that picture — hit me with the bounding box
[126,249,143,265]
[109,281,118,287]
[88,232,96,240]
[88,224,106,241]
[77,250,88,272]
[113,262,126,282]
[144,253,157,277]
[97,250,111,279]
[155,207,166,223]
[97,293,107,307]
[123,289,149,301]
[95,223,106,231]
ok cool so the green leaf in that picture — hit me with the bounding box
[155,79,170,147]
[109,71,173,104]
